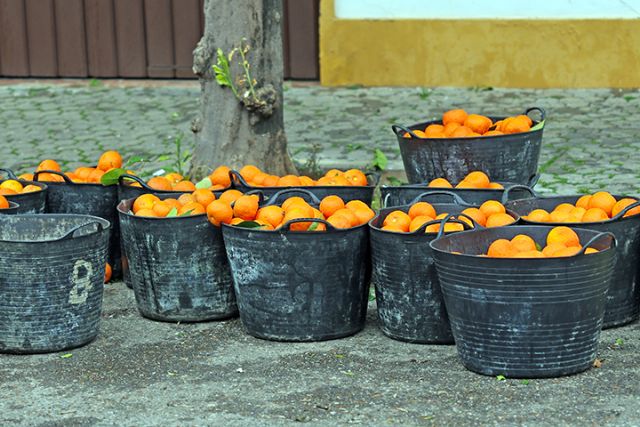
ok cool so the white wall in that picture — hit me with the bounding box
[334,0,640,19]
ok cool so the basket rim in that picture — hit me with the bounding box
[0,213,111,243]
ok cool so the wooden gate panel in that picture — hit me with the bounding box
[114,0,147,77]
[84,0,119,77]
[171,0,201,78]
[145,0,175,78]
[0,0,30,76]
[25,0,57,76]
[284,0,319,79]
[54,0,88,77]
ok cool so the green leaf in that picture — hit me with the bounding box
[307,222,320,231]
[166,207,178,218]
[368,286,376,301]
[125,156,144,166]
[530,120,545,131]
[535,243,542,251]
[195,177,212,189]
[496,375,506,381]
[235,221,263,229]
[520,379,530,385]
[372,149,388,171]
[179,209,195,217]
[100,168,127,186]
[60,353,73,359]
[157,155,171,162]
[386,176,405,186]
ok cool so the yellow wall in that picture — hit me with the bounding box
[320,0,640,88]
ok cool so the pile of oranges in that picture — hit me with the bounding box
[207,193,374,231]
[380,200,515,233]
[483,227,598,258]
[22,151,125,184]
[140,172,226,192]
[0,179,41,196]
[523,191,640,223]
[230,165,368,188]
[426,171,504,189]
[403,109,534,139]
[0,195,11,209]
[131,188,243,218]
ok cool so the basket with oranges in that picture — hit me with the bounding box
[0,168,48,213]
[0,195,19,214]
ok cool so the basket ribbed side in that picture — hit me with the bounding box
[371,230,452,343]
[435,254,614,378]
[120,214,237,322]
[223,227,370,341]
[0,234,108,353]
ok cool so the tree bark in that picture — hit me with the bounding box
[190,0,297,179]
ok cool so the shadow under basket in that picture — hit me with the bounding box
[0,214,110,353]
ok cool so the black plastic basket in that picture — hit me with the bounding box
[222,188,370,341]
[393,107,545,185]
[1,201,20,215]
[0,214,110,353]
[370,201,478,344]
[118,196,237,322]
[503,186,640,328]
[381,175,539,208]
[431,225,616,378]
[0,168,48,213]
[230,170,377,205]
[35,170,122,279]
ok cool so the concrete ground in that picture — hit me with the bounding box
[1,80,640,426]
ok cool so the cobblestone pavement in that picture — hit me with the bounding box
[1,80,640,196]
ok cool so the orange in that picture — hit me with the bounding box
[464,171,490,189]
[87,169,105,183]
[349,206,375,226]
[568,207,586,222]
[464,114,492,134]
[0,188,17,195]
[136,208,158,217]
[192,189,216,207]
[409,215,434,232]
[75,167,94,181]
[104,263,112,283]
[178,193,196,206]
[133,194,160,213]
[486,213,515,227]
[479,200,506,217]
[345,200,369,212]
[147,176,173,191]
[575,195,592,210]
[344,169,368,186]
[218,189,243,204]
[451,126,474,138]
[428,178,453,188]
[443,122,462,136]
[230,217,245,225]
[581,208,609,223]
[172,181,197,192]
[327,215,352,229]
[18,173,34,181]
[412,130,427,138]
[547,226,580,248]
[503,116,531,134]
[312,208,325,220]
[487,182,504,189]
[65,172,83,183]
[483,130,504,137]
[233,195,259,220]
[0,195,8,209]
[284,201,314,219]
[442,109,468,126]
[22,185,41,193]
[424,124,445,137]
[283,207,314,231]
[514,250,545,258]
[282,196,308,211]
[256,206,286,228]
[455,180,476,189]
[332,208,359,227]
[525,209,550,222]
[611,198,640,218]
[251,172,268,186]
[0,180,23,193]
[163,198,182,211]
[324,169,344,178]
[97,150,123,171]
[299,176,315,186]
[206,200,234,226]
[460,207,487,227]
[585,248,599,254]
[319,195,345,218]
[35,173,63,182]
[239,165,261,182]
[178,202,205,216]
[511,234,537,252]
[549,210,571,223]
[164,173,184,184]
[588,191,616,216]
[255,220,275,231]
[408,202,436,219]
[277,175,302,187]
[382,210,411,232]
[552,246,582,257]
[487,239,518,258]
[542,242,567,257]
[425,222,464,234]
[152,201,172,217]
[36,159,61,172]
[262,175,279,187]
[317,175,349,186]
[381,224,406,232]
[554,203,575,213]
[209,165,232,188]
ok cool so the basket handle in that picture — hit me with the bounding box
[265,188,322,206]
[118,172,150,188]
[391,124,419,139]
[280,217,335,232]
[229,169,250,187]
[0,168,18,180]
[410,212,478,235]
[433,213,475,238]
[525,107,546,122]
[501,185,538,204]
[610,199,640,220]
[578,231,617,254]
[409,190,471,206]
[33,170,74,184]
[244,189,266,203]
[57,221,105,241]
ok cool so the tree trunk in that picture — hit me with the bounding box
[190,0,297,179]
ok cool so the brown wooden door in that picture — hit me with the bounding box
[0,0,318,79]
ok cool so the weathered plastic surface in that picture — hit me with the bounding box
[505,193,640,328]
[35,170,122,279]
[222,190,370,341]
[1,201,20,215]
[0,214,110,353]
[381,175,539,208]
[370,205,476,344]
[230,170,376,204]
[0,168,48,213]
[431,225,615,378]
[393,107,545,184]
[118,197,237,322]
